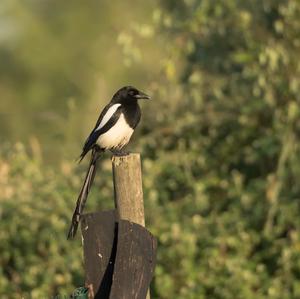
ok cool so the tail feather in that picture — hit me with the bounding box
[67,147,102,239]
[77,149,89,163]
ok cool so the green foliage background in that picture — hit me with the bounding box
[1,1,300,298]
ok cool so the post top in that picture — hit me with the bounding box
[112,153,141,165]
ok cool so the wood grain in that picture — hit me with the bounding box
[81,211,117,299]
[112,153,145,226]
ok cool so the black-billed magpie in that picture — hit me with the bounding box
[67,86,150,239]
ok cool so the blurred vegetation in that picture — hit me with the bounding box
[1,0,300,298]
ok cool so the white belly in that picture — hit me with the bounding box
[97,114,134,150]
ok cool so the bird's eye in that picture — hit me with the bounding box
[129,89,136,96]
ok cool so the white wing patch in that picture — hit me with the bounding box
[96,104,121,131]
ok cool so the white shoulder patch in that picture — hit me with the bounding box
[96,104,121,131]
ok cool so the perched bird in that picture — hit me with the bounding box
[67,86,150,239]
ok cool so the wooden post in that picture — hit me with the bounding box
[81,153,156,299]
[112,153,150,299]
[112,153,145,226]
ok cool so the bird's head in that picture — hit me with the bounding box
[112,86,151,104]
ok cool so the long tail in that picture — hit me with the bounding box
[67,147,102,239]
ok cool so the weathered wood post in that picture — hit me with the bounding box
[81,153,156,299]
[112,153,145,226]
[112,153,150,299]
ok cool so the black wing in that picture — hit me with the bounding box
[78,104,123,161]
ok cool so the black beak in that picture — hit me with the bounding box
[134,91,151,100]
